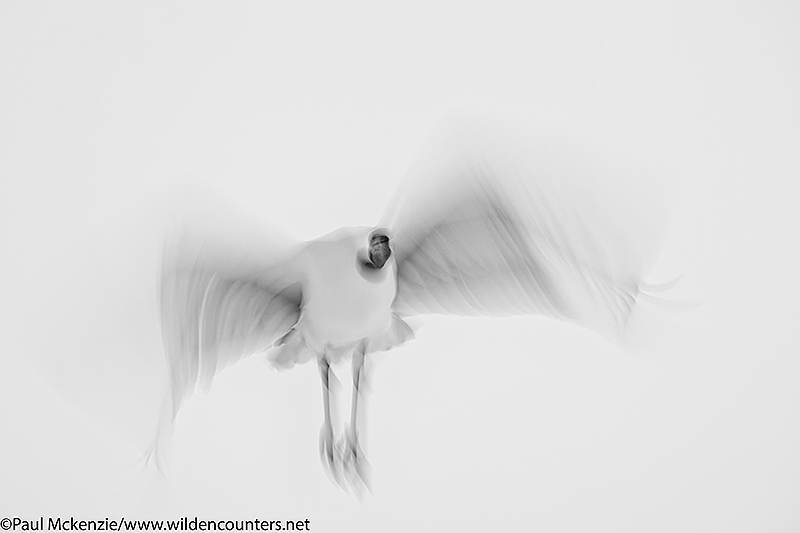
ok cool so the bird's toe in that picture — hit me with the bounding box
[318,425,337,474]
[342,433,371,492]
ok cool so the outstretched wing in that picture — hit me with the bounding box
[159,198,310,418]
[384,118,672,339]
[159,227,303,423]
[143,191,309,470]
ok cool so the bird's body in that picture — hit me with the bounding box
[269,227,410,368]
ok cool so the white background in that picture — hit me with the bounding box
[1,2,798,531]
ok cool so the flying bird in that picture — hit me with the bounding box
[147,117,674,491]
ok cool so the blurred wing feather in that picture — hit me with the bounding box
[386,122,664,339]
[159,232,302,420]
[390,162,573,319]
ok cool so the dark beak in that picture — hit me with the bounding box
[369,242,391,269]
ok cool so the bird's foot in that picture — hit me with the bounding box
[319,425,371,495]
[341,430,371,494]
[319,424,340,482]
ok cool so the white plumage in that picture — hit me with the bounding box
[272,227,409,367]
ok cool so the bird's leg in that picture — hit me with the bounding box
[318,355,337,474]
[343,343,370,487]
[349,347,364,452]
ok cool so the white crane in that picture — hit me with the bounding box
[147,117,674,492]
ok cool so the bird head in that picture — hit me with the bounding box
[367,229,392,269]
